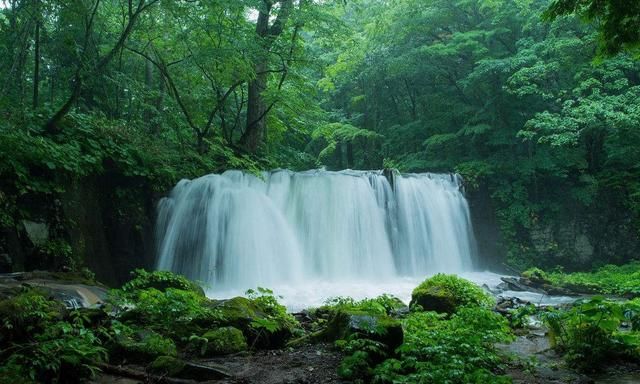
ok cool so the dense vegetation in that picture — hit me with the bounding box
[1,0,640,382]
[1,0,639,275]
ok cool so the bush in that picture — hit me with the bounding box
[337,306,513,384]
[543,296,640,372]
[0,288,64,345]
[120,269,204,296]
[323,294,407,316]
[410,274,494,314]
[0,312,107,383]
[544,262,640,296]
[108,283,221,341]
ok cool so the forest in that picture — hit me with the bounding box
[1,0,640,383]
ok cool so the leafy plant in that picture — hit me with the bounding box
[543,296,640,371]
[323,294,406,316]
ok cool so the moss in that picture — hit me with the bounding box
[148,356,185,376]
[521,267,551,286]
[209,296,295,349]
[113,329,177,363]
[202,326,247,355]
[320,310,403,353]
[410,274,493,314]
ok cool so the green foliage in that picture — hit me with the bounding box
[111,324,177,362]
[338,306,513,384]
[0,307,107,383]
[323,294,407,316]
[120,269,204,296]
[542,262,640,296]
[543,296,640,371]
[543,0,640,57]
[411,274,494,313]
[0,288,64,344]
[245,287,298,333]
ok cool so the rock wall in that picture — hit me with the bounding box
[1,176,158,286]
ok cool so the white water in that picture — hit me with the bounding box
[156,169,478,305]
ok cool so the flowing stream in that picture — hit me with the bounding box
[155,169,478,307]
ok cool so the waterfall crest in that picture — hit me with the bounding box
[156,170,476,292]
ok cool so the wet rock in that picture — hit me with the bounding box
[320,310,403,353]
[501,277,544,293]
[495,297,532,314]
[148,355,186,376]
[22,220,49,246]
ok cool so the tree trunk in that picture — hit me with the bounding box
[240,0,294,153]
[33,7,40,110]
[242,61,268,152]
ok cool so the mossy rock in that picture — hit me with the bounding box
[202,326,247,355]
[521,268,552,287]
[410,274,493,314]
[208,296,293,349]
[320,310,404,353]
[209,296,263,327]
[148,356,185,376]
[111,329,177,363]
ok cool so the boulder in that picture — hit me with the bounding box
[410,274,493,314]
[148,356,185,376]
[320,310,404,353]
[202,326,247,355]
[209,296,294,349]
[146,356,231,380]
[112,329,177,363]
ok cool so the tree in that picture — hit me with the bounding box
[44,0,159,134]
[240,0,295,153]
[544,0,640,57]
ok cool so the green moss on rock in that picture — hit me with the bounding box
[209,295,296,349]
[202,326,247,355]
[112,328,177,363]
[321,310,404,353]
[410,274,493,314]
[148,356,185,376]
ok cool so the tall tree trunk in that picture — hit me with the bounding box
[240,0,293,153]
[33,5,40,110]
[243,61,268,152]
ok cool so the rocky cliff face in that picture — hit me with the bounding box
[0,176,157,286]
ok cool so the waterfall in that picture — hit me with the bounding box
[155,170,477,293]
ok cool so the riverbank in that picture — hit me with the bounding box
[1,267,640,383]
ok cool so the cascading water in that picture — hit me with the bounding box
[155,169,477,307]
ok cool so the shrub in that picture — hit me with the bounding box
[0,312,107,383]
[543,296,640,371]
[323,294,407,316]
[120,269,204,296]
[108,286,221,341]
[337,306,512,384]
[0,288,64,345]
[544,262,640,296]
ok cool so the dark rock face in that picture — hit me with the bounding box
[466,184,507,271]
[0,176,157,286]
